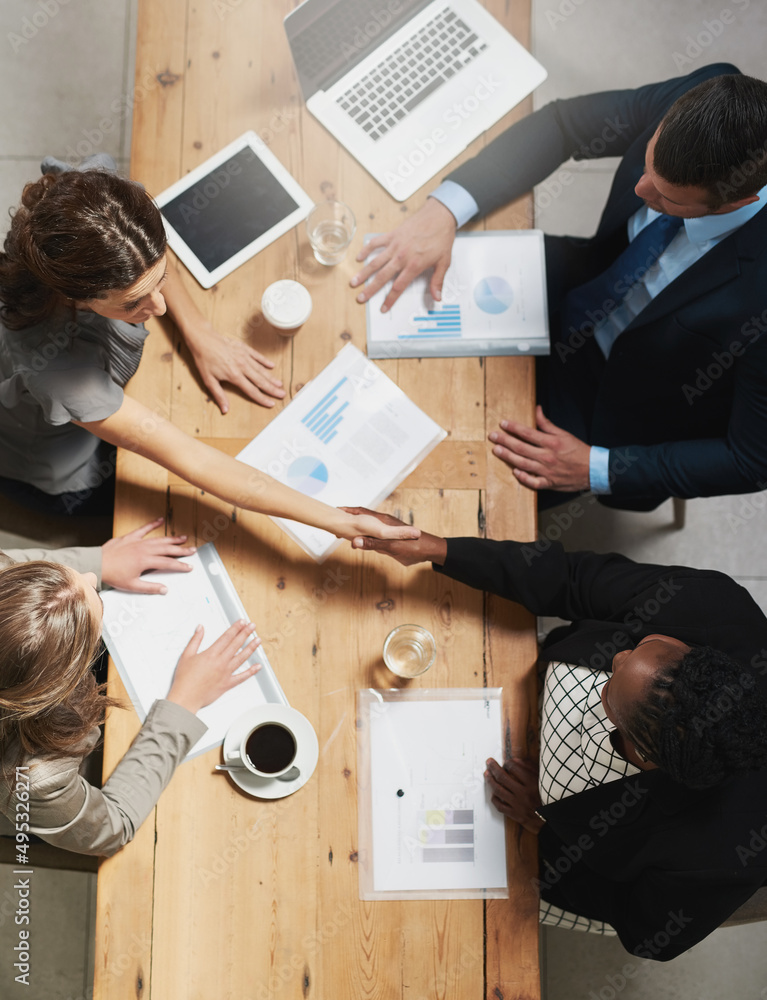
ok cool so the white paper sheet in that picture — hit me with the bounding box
[364,693,507,895]
[101,544,286,759]
[366,231,549,358]
[236,343,446,561]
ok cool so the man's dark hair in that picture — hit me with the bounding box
[623,645,767,789]
[654,74,767,209]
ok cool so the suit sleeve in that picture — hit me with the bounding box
[434,538,682,620]
[608,325,767,500]
[7,700,207,856]
[445,64,739,218]
[539,839,752,961]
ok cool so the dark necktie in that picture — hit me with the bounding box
[562,213,685,348]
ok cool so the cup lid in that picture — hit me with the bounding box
[261,280,313,328]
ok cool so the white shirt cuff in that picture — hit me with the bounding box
[429,180,479,228]
[589,447,612,494]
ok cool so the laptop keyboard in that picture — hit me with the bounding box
[335,7,488,142]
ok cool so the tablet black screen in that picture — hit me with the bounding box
[161,146,300,272]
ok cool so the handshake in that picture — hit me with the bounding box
[342,507,448,566]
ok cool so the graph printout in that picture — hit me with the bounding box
[360,690,508,897]
[101,544,287,759]
[366,231,549,358]
[236,344,446,561]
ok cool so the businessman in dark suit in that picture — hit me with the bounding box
[353,65,767,510]
[348,510,767,960]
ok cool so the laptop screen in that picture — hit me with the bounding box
[285,0,431,99]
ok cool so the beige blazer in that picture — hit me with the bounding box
[0,546,207,856]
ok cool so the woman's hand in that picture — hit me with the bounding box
[162,262,285,414]
[167,620,261,714]
[334,506,423,545]
[187,327,286,414]
[101,518,196,594]
[484,757,544,834]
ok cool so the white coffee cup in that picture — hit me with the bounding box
[261,279,312,336]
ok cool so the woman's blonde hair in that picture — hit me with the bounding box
[0,561,117,770]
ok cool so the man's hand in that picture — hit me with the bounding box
[489,406,591,492]
[101,518,196,593]
[484,757,544,834]
[350,198,457,312]
[340,507,447,565]
[188,328,286,414]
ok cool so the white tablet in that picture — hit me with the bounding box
[155,131,314,288]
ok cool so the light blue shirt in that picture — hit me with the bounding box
[432,180,767,494]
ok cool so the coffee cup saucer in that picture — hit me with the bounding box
[221,704,319,799]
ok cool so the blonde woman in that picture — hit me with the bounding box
[0,521,259,856]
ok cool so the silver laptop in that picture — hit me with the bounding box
[285,0,547,201]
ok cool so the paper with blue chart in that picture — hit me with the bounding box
[236,344,446,561]
[365,230,549,358]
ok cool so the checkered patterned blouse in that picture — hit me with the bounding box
[538,661,641,935]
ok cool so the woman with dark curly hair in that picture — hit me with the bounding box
[347,509,767,960]
[0,157,417,547]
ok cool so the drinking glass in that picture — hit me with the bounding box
[383,624,436,678]
[306,199,356,265]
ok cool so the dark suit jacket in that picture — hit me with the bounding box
[446,64,767,509]
[436,538,767,960]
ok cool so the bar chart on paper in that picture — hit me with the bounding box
[419,809,475,863]
[301,376,349,443]
[406,303,462,339]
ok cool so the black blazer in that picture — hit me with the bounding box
[446,64,767,508]
[436,538,767,960]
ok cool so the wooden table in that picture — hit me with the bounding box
[94,2,540,997]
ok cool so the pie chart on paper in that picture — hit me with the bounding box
[287,456,329,496]
[473,276,514,314]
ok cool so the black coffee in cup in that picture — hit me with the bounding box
[245,723,297,774]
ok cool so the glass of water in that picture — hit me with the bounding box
[306,199,356,265]
[383,624,437,678]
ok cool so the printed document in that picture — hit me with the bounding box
[366,231,549,358]
[358,690,508,898]
[237,344,446,561]
[101,544,286,758]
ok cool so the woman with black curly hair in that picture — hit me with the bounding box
[348,508,767,961]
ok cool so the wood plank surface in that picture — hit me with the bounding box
[92,0,187,996]
[94,1,542,998]
[481,2,542,994]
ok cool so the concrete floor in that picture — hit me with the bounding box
[1,0,766,998]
